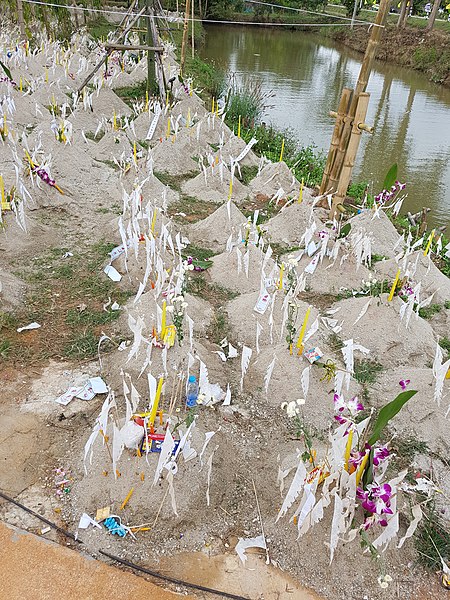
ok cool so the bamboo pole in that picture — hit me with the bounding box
[321,0,390,196]
[180,0,191,74]
[146,0,158,95]
[331,0,390,180]
[319,88,352,195]
[77,5,146,93]
[191,0,195,59]
[329,93,370,220]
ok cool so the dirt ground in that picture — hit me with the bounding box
[0,15,449,600]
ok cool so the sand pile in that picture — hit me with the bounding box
[332,295,437,368]
[195,116,232,147]
[170,94,207,121]
[186,202,247,251]
[349,210,403,259]
[250,344,362,430]
[90,87,132,119]
[151,130,201,176]
[371,366,449,449]
[294,252,372,296]
[249,161,299,199]
[181,164,249,204]
[226,292,320,349]
[219,135,259,168]
[374,251,450,305]
[0,270,25,309]
[92,130,133,162]
[138,174,180,207]
[265,200,322,245]
[209,245,276,294]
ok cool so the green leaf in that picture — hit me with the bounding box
[367,390,417,446]
[0,60,12,82]
[338,223,351,239]
[191,258,213,270]
[382,163,398,192]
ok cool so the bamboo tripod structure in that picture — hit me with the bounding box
[319,0,391,220]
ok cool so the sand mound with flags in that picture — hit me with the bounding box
[0,21,449,600]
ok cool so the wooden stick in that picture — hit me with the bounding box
[180,0,191,73]
[330,93,370,220]
[319,88,352,195]
[104,43,163,51]
[252,478,269,564]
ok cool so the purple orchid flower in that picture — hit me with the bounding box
[373,446,390,466]
[399,379,410,390]
[348,396,364,415]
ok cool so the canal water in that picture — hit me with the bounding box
[200,24,450,227]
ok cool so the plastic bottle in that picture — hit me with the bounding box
[186,375,199,408]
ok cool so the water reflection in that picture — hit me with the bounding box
[201,25,450,226]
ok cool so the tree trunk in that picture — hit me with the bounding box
[397,0,407,28]
[72,0,80,29]
[16,0,26,39]
[425,0,440,31]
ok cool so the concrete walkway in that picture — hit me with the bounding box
[0,522,194,600]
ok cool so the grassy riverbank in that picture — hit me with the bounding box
[328,24,450,85]
[199,11,450,86]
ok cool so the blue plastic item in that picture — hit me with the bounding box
[103,516,127,537]
[186,375,199,408]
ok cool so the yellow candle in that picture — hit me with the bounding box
[151,208,157,234]
[161,300,167,337]
[228,177,233,201]
[3,115,7,137]
[0,175,5,203]
[166,90,169,107]
[387,268,400,302]
[211,97,215,114]
[237,115,241,138]
[296,306,311,354]
[113,110,117,130]
[446,368,450,380]
[298,178,304,203]
[279,138,285,162]
[355,451,370,485]
[423,229,435,257]
[19,77,22,92]
[149,377,164,426]
[120,487,134,510]
[166,117,171,138]
[344,429,354,472]
[133,141,137,165]
[278,263,284,290]
[186,107,191,128]
[145,90,149,111]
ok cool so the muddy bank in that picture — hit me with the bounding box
[329,24,450,86]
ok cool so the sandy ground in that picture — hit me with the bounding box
[0,16,449,600]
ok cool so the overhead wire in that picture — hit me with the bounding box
[21,0,381,29]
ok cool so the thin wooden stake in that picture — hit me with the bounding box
[252,478,269,564]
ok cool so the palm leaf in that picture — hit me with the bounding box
[382,163,398,192]
[0,60,12,81]
[367,390,417,446]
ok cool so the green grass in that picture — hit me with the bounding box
[1,241,132,365]
[184,245,216,262]
[439,336,450,360]
[238,165,258,186]
[166,194,216,223]
[154,170,198,192]
[353,359,384,386]
[63,330,99,359]
[418,303,442,320]
[415,506,450,571]
[445,301,450,310]
[86,16,115,40]
[0,339,12,358]
[85,130,105,142]
[114,81,148,108]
